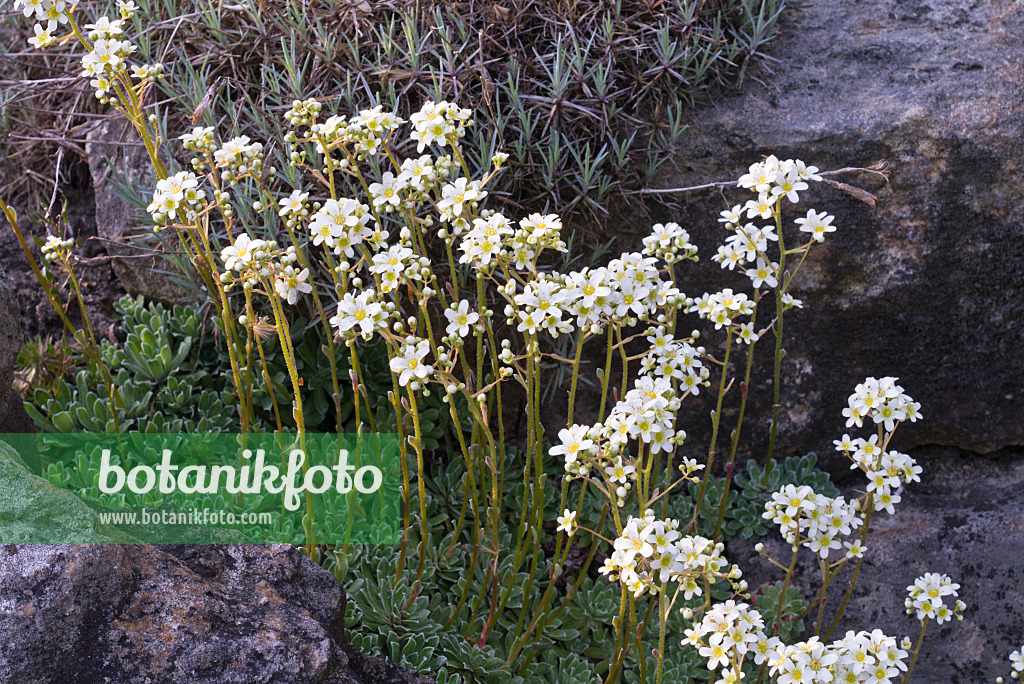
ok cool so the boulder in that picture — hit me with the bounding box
[728,446,1024,682]
[0,543,434,684]
[0,265,33,433]
[85,120,184,303]
[0,439,137,543]
[638,0,1024,457]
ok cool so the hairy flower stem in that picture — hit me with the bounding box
[391,373,412,582]
[765,204,786,471]
[756,545,800,684]
[713,326,759,541]
[606,584,630,683]
[656,590,668,684]
[405,388,429,583]
[822,501,875,640]
[566,333,587,425]
[517,502,608,671]
[276,219,344,433]
[902,618,929,684]
[264,284,314,551]
[245,293,283,431]
[692,327,734,531]
[65,259,124,432]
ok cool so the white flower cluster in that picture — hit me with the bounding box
[146,171,205,223]
[713,218,778,273]
[683,600,773,682]
[365,155,452,214]
[369,244,429,294]
[308,198,373,257]
[16,0,68,48]
[17,0,154,96]
[834,377,923,515]
[508,213,568,271]
[602,375,683,455]
[599,512,737,598]
[305,104,405,159]
[83,35,135,94]
[768,631,909,684]
[459,212,511,268]
[714,156,828,296]
[763,485,864,559]
[841,376,921,432]
[737,155,820,210]
[762,378,924,566]
[40,234,73,262]
[688,289,758,344]
[642,222,698,264]
[905,572,965,624]
[409,100,473,153]
[504,253,686,341]
[556,368,700,500]
[216,234,310,307]
[641,327,708,394]
[682,601,910,684]
[214,136,263,181]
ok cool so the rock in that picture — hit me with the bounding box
[0,543,434,684]
[728,446,1024,683]
[85,120,184,303]
[637,0,1024,457]
[0,439,137,543]
[0,264,32,433]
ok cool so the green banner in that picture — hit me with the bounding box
[0,433,401,544]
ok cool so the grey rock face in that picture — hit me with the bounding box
[640,0,1024,457]
[0,440,137,543]
[84,120,184,303]
[0,265,32,433]
[728,446,1024,682]
[0,543,434,684]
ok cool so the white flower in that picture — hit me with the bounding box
[782,292,803,309]
[444,299,479,338]
[274,267,311,305]
[1007,645,1024,674]
[736,322,758,344]
[556,509,577,536]
[771,170,809,203]
[220,233,257,272]
[795,209,836,242]
[438,177,484,218]
[84,16,122,40]
[215,135,252,165]
[180,125,214,148]
[28,23,53,48]
[550,424,593,466]
[459,213,511,267]
[368,171,405,208]
[746,258,779,289]
[278,189,308,217]
[330,290,383,340]
[389,339,433,387]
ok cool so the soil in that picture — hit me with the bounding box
[1,160,124,342]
